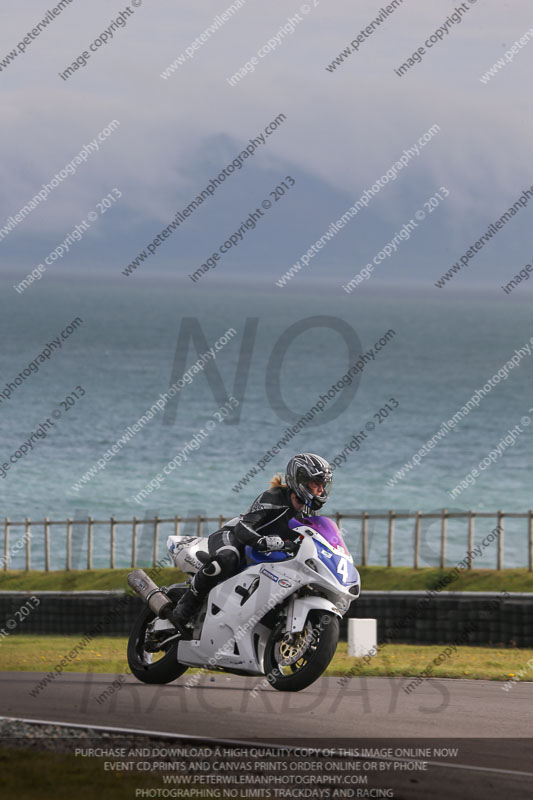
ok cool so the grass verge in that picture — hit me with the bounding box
[0,747,158,800]
[0,568,185,592]
[1,566,532,592]
[2,635,532,681]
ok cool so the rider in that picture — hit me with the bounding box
[171,453,333,629]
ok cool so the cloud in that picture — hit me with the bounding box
[2,0,533,285]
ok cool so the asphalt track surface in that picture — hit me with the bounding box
[3,671,532,738]
[2,672,533,798]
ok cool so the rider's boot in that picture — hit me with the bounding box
[170,557,225,631]
[169,585,203,631]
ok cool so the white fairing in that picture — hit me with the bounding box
[166,523,360,674]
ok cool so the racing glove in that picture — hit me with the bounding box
[256,535,285,552]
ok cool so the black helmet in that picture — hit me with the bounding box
[285,453,333,511]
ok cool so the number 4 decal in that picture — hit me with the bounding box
[337,558,349,582]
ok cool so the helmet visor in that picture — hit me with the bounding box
[295,468,332,506]
[307,477,331,499]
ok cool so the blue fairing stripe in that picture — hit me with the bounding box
[244,545,289,564]
[316,544,358,585]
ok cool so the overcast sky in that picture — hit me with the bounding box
[2,0,532,290]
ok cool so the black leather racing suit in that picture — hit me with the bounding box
[190,485,313,602]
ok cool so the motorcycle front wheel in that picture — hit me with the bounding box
[127,587,189,684]
[264,610,339,692]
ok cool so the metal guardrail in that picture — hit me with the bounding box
[3,510,533,572]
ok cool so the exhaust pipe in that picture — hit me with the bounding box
[128,569,173,619]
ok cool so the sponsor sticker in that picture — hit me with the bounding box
[184,553,202,569]
[260,566,279,583]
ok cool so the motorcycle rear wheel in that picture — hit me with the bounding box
[264,610,339,692]
[127,587,189,684]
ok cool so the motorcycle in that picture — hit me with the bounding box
[127,515,360,692]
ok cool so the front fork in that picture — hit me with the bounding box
[283,595,341,634]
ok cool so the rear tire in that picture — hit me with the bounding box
[127,587,189,684]
[264,610,339,692]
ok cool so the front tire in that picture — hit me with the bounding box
[127,587,189,684]
[264,610,339,692]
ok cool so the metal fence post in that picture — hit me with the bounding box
[132,516,138,568]
[414,511,420,570]
[3,518,9,571]
[110,516,116,569]
[440,509,447,569]
[197,515,204,538]
[44,517,50,572]
[87,517,93,570]
[66,518,72,571]
[468,512,474,569]
[529,510,533,573]
[153,515,159,566]
[497,510,504,571]
[25,517,31,571]
[387,510,395,567]
[361,511,368,566]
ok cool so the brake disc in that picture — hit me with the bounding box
[274,620,315,666]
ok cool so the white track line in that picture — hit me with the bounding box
[2,716,533,780]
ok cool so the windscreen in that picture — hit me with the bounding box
[289,516,351,556]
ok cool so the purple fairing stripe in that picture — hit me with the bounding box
[289,516,350,555]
